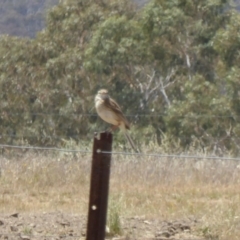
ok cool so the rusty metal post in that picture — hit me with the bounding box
[86,132,112,240]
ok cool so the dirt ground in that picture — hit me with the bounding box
[0,211,205,240]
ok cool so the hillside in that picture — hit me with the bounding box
[0,0,59,38]
[1,0,239,38]
[0,0,147,38]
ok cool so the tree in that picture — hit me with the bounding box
[1,0,240,154]
[85,0,235,150]
[0,0,139,146]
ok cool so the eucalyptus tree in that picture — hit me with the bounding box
[85,0,234,151]
[0,0,139,145]
[1,0,239,153]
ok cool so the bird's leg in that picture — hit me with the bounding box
[111,125,118,131]
[106,125,118,133]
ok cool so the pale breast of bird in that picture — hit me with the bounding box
[95,97,120,126]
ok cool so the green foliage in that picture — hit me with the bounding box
[165,75,233,152]
[1,0,240,154]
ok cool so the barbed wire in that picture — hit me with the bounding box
[1,143,240,162]
[100,150,240,161]
[0,133,80,140]
[0,133,66,139]
[0,144,91,153]
[1,133,240,141]
[0,111,239,118]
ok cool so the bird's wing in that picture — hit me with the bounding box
[105,97,122,113]
[105,97,130,129]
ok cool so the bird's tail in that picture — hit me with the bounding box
[124,130,139,153]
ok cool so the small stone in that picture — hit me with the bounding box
[81,229,86,236]
[57,220,70,227]
[10,226,18,232]
[143,220,151,225]
[20,235,31,240]
[10,213,19,218]
[156,231,171,238]
[29,223,36,228]
[59,234,67,238]
[181,224,191,231]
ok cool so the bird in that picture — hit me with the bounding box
[95,89,138,152]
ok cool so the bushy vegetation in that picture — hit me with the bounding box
[1,0,240,154]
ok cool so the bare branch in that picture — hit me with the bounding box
[159,77,171,107]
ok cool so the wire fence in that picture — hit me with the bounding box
[0,143,92,153]
[1,132,240,140]
[0,141,238,240]
[2,133,240,143]
[1,143,240,161]
[1,111,240,153]
[1,111,240,118]
[1,111,240,148]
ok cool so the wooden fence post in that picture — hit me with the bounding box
[86,132,112,240]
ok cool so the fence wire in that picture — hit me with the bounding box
[0,142,237,240]
[0,143,92,153]
[2,132,240,141]
[0,143,240,161]
[1,111,239,118]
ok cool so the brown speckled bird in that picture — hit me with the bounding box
[95,89,138,152]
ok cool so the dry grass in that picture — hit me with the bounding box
[0,148,240,239]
